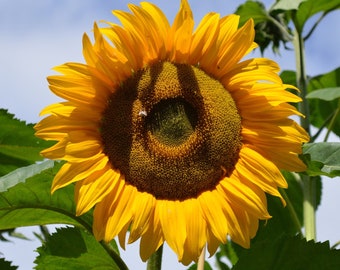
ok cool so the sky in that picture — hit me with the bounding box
[0,0,339,269]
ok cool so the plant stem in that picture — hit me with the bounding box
[100,240,129,270]
[311,111,335,142]
[197,246,206,270]
[280,188,302,234]
[293,28,316,241]
[302,175,317,241]
[324,99,340,142]
[147,245,163,270]
[39,225,50,242]
[267,15,294,42]
[294,33,310,134]
[303,12,327,41]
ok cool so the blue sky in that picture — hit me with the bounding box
[0,0,339,269]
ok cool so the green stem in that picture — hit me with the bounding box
[267,15,294,42]
[280,188,302,234]
[293,28,316,241]
[311,111,335,142]
[147,245,163,270]
[324,99,340,142]
[39,225,50,242]
[100,241,129,270]
[303,12,327,41]
[302,175,317,241]
[294,32,310,133]
[331,240,340,249]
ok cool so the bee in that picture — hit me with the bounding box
[138,109,147,117]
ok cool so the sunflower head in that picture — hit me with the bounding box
[35,0,309,265]
[101,61,242,200]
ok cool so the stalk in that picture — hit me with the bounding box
[293,28,316,241]
[100,241,129,270]
[197,246,206,270]
[324,99,340,142]
[147,245,163,270]
[39,225,50,242]
[280,188,302,234]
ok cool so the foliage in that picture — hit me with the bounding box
[35,227,121,270]
[0,109,54,176]
[307,68,340,137]
[233,235,340,270]
[0,161,93,231]
[0,258,18,270]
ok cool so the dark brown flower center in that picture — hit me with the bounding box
[146,97,198,147]
[100,61,242,200]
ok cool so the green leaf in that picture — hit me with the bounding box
[0,258,18,270]
[235,1,269,25]
[302,142,340,177]
[187,261,213,270]
[306,87,340,101]
[0,160,54,192]
[261,171,307,237]
[271,0,307,11]
[35,227,121,270]
[294,0,340,33]
[0,162,93,231]
[280,70,297,87]
[308,68,340,137]
[215,250,232,270]
[232,235,340,270]
[235,1,292,53]
[281,171,304,223]
[0,109,54,176]
[7,229,30,240]
[217,241,237,269]
[227,171,310,264]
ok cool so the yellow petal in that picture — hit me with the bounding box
[102,184,136,242]
[128,3,168,60]
[182,199,207,265]
[158,200,187,261]
[236,146,287,204]
[239,103,303,122]
[242,126,304,148]
[139,210,164,261]
[40,138,67,159]
[35,115,98,140]
[189,12,220,63]
[206,228,220,257]
[217,15,240,45]
[93,179,129,241]
[105,23,142,70]
[199,14,239,71]
[118,222,130,250]
[51,154,109,192]
[64,139,102,161]
[140,2,170,49]
[113,9,150,59]
[223,58,281,90]
[216,19,255,77]
[169,0,194,62]
[253,145,308,172]
[223,202,254,248]
[75,167,121,215]
[128,192,156,243]
[218,176,270,219]
[198,190,228,243]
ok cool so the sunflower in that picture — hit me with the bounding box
[35,0,309,265]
